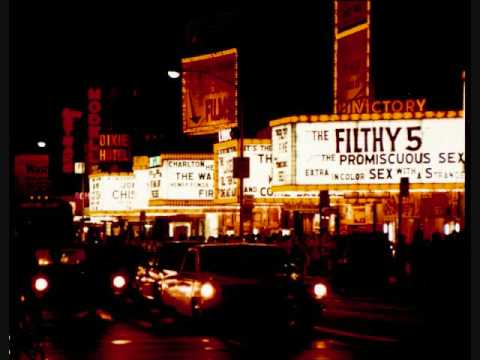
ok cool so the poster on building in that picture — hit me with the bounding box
[273,118,465,188]
[182,48,238,135]
[89,175,135,212]
[14,155,50,195]
[334,0,370,114]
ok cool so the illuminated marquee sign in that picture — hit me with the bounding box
[89,175,135,212]
[339,98,427,114]
[62,108,82,174]
[99,133,131,163]
[133,169,150,209]
[215,140,293,203]
[182,48,238,135]
[148,155,214,201]
[86,88,102,173]
[271,117,465,189]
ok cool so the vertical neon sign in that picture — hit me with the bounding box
[87,87,102,173]
[62,108,82,174]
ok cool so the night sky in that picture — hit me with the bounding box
[11,0,468,155]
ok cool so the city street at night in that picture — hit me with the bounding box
[11,0,468,359]
[33,298,424,360]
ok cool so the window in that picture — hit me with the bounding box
[182,251,197,273]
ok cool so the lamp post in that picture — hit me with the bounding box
[168,65,247,238]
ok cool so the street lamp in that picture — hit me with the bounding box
[37,140,47,148]
[167,71,181,79]
[168,64,247,238]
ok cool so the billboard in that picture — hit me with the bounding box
[336,0,368,32]
[182,48,238,135]
[148,154,214,202]
[272,117,465,189]
[334,0,371,114]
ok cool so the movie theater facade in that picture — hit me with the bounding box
[87,109,464,244]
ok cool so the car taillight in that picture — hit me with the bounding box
[112,275,126,289]
[34,276,49,293]
[200,282,215,300]
[313,283,327,299]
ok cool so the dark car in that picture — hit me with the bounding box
[161,243,328,337]
[331,232,396,294]
[28,247,94,323]
[87,238,147,313]
[134,241,201,305]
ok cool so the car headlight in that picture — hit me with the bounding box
[112,275,127,289]
[313,283,327,299]
[200,282,216,300]
[33,275,49,293]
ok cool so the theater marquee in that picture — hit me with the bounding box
[148,154,214,204]
[271,115,465,191]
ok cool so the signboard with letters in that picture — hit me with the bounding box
[99,133,132,164]
[182,48,238,135]
[86,87,102,173]
[215,139,314,204]
[272,117,465,189]
[89,175,136,212]
[148,154,214,202]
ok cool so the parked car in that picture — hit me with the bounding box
[160,243,328,337]
[134,241,201,305]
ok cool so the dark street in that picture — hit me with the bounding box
[27,292,447,360]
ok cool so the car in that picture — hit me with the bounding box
[160,243,328,337]
[29,246,95,323]
[134,241,201,305]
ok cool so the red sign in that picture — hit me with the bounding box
[87,87,102,173]
[335,28,369,113]
[15,155,49,195]
[99,133,131,163]
[62,108,82,173]
[182,48,238,135]
[337,0,368,32]
[334,0,371,114]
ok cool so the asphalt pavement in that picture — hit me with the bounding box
[24,292,466,360]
